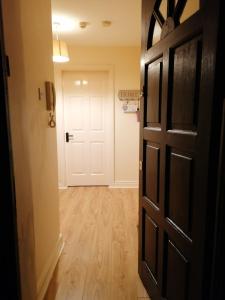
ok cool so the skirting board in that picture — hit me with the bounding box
[37,234,64,300]
[58,186,68,190]
[109,181,139,189]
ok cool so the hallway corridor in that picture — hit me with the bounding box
[44,187,149,300]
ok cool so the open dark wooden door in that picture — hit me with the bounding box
[139,0,225,300]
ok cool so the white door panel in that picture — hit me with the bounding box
[63,71,111,186]
[90,142,104,175]
[90,97,104,131]
[66,96,87,131]
[70,142,87,174]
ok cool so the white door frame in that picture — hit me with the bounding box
[56,65,115,188]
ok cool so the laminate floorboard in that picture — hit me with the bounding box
[44,187,150,300]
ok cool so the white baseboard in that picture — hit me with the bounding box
[58,186,68,190]
[37,234,64,300]
[109,181,139,189]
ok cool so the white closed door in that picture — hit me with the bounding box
[63,71,112,186]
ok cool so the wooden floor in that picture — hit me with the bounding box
[44,187,150,300]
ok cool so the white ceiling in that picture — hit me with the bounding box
[51,0,142,47]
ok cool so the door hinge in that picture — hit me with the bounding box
[6,55,10,77]
[139,161,143,171]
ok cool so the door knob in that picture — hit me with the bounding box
[66,132,74,142]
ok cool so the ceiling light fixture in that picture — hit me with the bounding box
[53,22,70,63]
[102,20,112,27]
[79,21,90,29]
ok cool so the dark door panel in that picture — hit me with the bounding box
[139,1,223,300]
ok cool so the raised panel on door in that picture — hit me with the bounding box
[170,37,202,131]
[69,142,87,175]
[147,59,163,126]
[139,1,222,300]
[145,143,160,206]
[166,148,193,237]
[143,212,159,280]
[90,142,104,175]
[66,96,87,131]
[90,96,104,131]
[165,239,189,300]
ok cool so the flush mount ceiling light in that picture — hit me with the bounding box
[102,20,112,27]
[79,21,90,29]
[53,22,70,63]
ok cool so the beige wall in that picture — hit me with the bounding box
[55,46,141,187]
[2,0,61,299]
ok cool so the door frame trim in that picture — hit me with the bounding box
[209,99,225,300]
[0,1,21,298]
[56,65,115,187]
